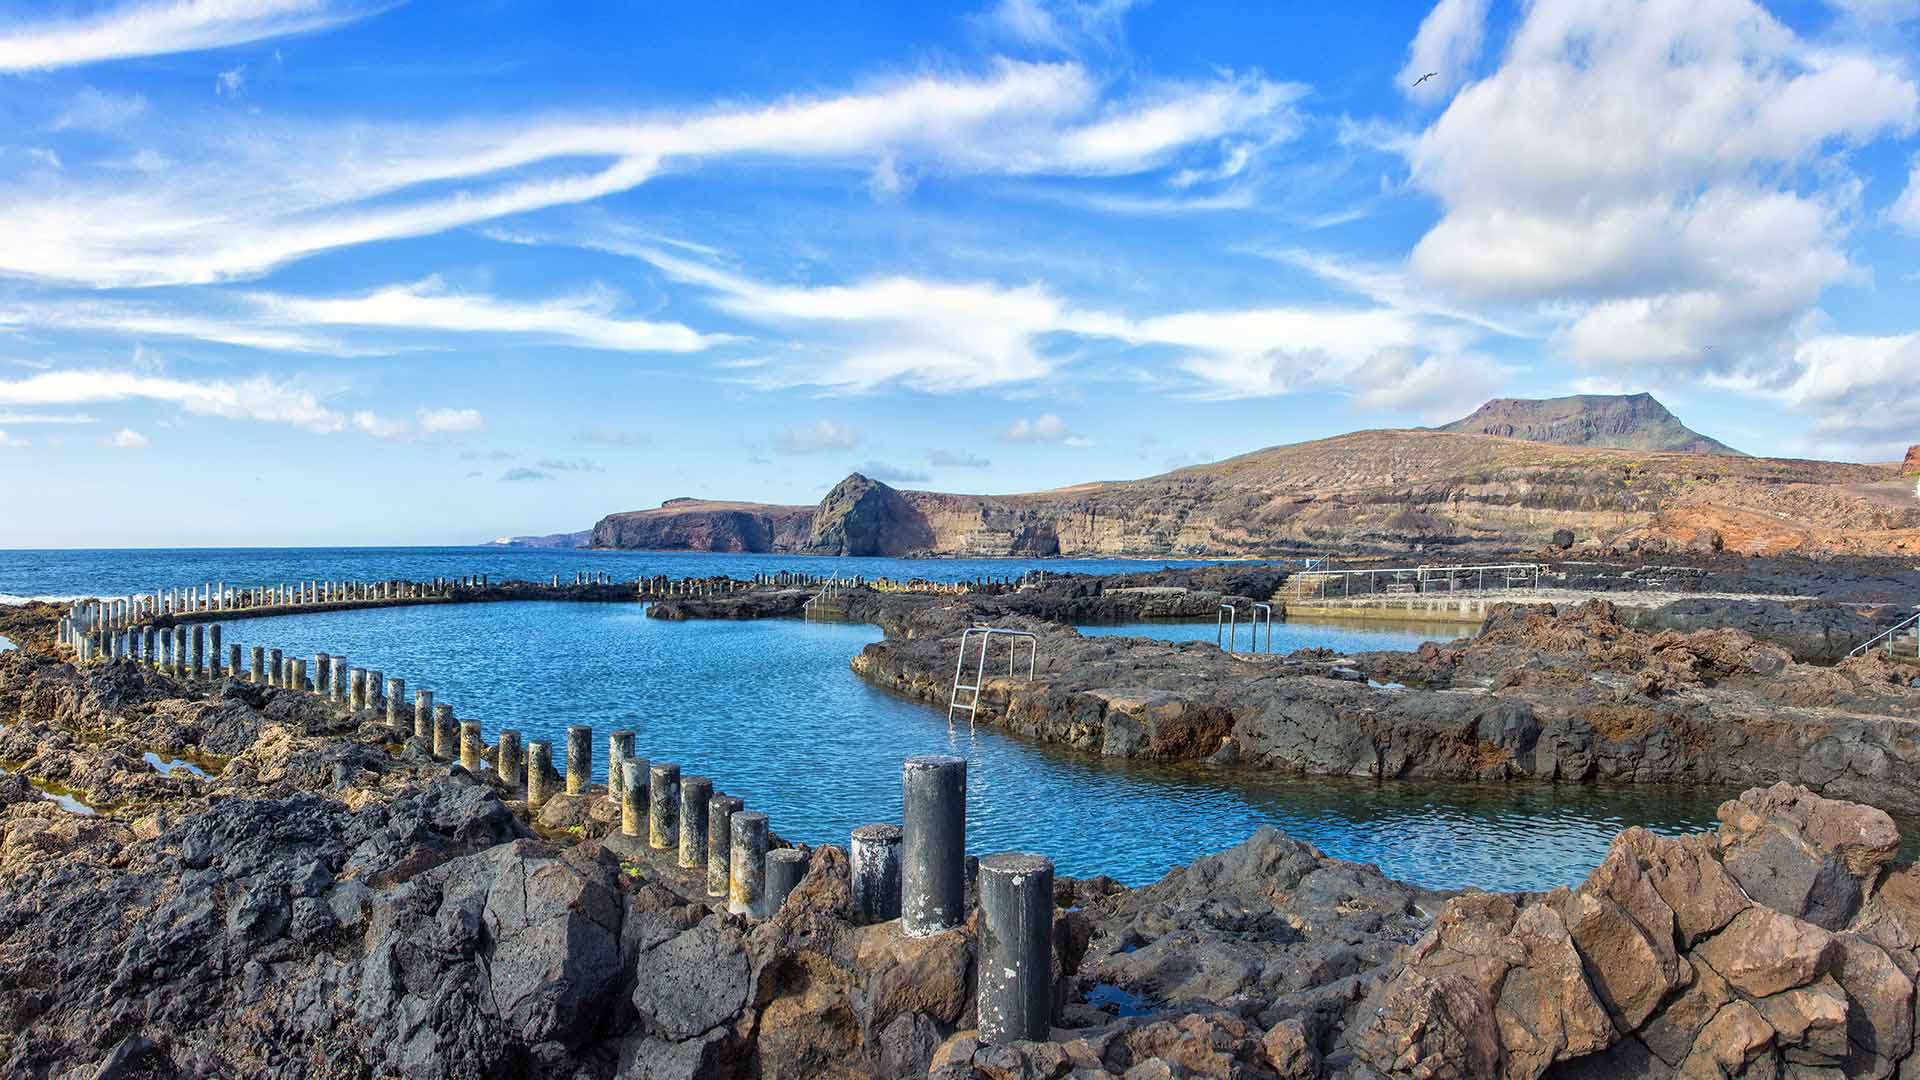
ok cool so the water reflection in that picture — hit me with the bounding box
[228,601,1743,890]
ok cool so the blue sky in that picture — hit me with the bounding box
[0,0,1917,547]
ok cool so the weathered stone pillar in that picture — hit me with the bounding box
[291,657,307,691]
[366,670,383,708]
[977,853,1055,1045]
[433,704,455,760]
[414,689,434,741]
[608,729,635,805]
[565,725,592,796]
[269,648,284,687]
[648,763,680,850]
[385,678,407,738]
[498,729,523,791]
[620,756,648,838]
[679,776,713,869]
[526,741,554,809]
[315,653,331,695]
[349,668,366,708]
[729,811,769,917]
[190,624,205,679]
[902,755,967,937]
[331,656,348,702]
[767,848,809,915]
[708,795,742,898]
[208,625,222,677]
[228,643,241,678]
[459,720,483,771]
[251,645,265,684]
[851,823,904,924]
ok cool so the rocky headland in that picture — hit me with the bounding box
[8,585,1920,1077]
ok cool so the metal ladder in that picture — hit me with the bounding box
[1216,602,1274,655]
[948,625,1039,728]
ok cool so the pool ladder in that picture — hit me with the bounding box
[1217,602,1273,655]
[948,625,1039,730]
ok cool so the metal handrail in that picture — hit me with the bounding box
[1849,608,1920,659]
[948,626,1040,728]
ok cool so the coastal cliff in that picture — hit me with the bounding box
[587,429,1920,559]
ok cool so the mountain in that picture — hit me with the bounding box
[581,404,1920,558]
[1436,393,1742,455]
[483,530,588,548]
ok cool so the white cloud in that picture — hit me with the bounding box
[1345,349,1507,420]
[0,299,344,353]
[1769,331,1920,455]
[105,427,147,448]
[1001,413,1090,445]
[1893,158,1920,234]
[0,369,344,431]
[855,460,931,484]
[773,420,858,453]
[54,87,148,130]
[1398,0,1489,104]
[215,65,246,97]
[982,0,1139,53]
[0,61,1297,287]
[417,407,483,433]
[0,410,96,424]
[253,279,718,353]
[350,410,410,438]
[1403,0,1919,373]
[0,0,378,72]
[929,448,992,468]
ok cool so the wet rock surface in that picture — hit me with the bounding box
[11,568,1920,1078]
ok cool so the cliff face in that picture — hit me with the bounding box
[587,426,1920,558]
[1438,392,1741,455]
[588,499,814,553]
[1905,446,1920,476]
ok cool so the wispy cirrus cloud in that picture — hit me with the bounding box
[0,60,1298,287]
[0,0,384,73]
[0,369,344,431]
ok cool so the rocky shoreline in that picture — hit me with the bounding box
[7,552,1920,1078]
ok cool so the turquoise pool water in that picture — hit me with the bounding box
[219,601,1735,891]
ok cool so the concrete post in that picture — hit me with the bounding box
[767,848,809,915]
[414,689,434,741]
[608,729,635,805]
[459,720,482,771]
[902,755,967,937]
[498,729,523,791]
[208,625,222,677]
[565,725,592,796]
[190,624,205,679]
[315,652,331,695]
[291,657,307,691]
[977,853,1055,1045]
[228,643,241,678]
[174,625,188,676]
[729,811,769,917]
[367,670,383,708]
[268,648,284,687]
[648,763,680,850]
[386,678,407,738]
[349,668,366,708]
[709,795,742,899]
[851,824,904,924]
[526,741,554,809]
[143,626,156,666]
[433,704,455,760]
[620,755,648,837]
[679,776,713,869]
[251,646,265,684]
[386,677,406,736]
[331,656,349,702]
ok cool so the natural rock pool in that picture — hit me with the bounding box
[1075,617,1463,653]
[230,600,1738,891]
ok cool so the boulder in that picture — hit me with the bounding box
[1719,783,1900,930]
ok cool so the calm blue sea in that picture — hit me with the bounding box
[0,547,1231,602]
[205,600,1734,891]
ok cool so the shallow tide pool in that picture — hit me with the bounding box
[1075,617,1464,654]
[225,601,1738,891]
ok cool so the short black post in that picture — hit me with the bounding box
[851,823,904,924]
[902,754,966,937]
[977,853,1055,1045]
[648,763,680,850]
[729,811,769,917]
[766,848,809,914]
[565,724,592,796]
[708,794,743,899]
[679,776,712,869]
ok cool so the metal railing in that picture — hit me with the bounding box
[948,626,1039,728]
[1216,602,1274,655]
[1286,562,1545,601]
[1849,608,1920,659]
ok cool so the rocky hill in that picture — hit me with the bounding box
[586,498,814,552]
[583,400,1919,558]
[1437,392,1741,454]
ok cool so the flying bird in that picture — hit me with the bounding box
[1413,72,1438,87]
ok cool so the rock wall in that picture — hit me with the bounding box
[588,499,815,553]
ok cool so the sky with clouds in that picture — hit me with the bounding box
[0,0,1917,546]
